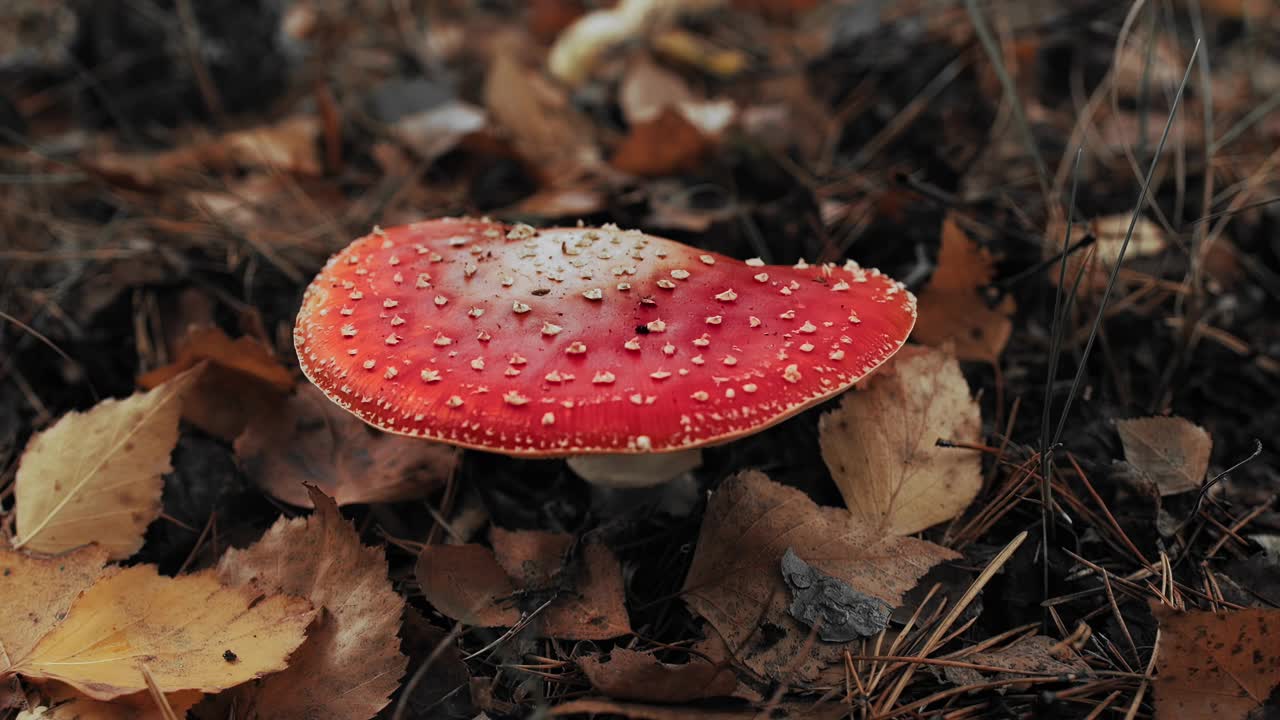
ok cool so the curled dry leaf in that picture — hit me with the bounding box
[8,565,315,700]
[1116,416,1212,496]
[14,368,194,559]
[819,345,982,536]
[417,530,632,640]
[137,325,294,442]
[212,486,407,720]
[235,384,458,507]
[913,215,1014,362]
[0,546,108,668]
[1152,603,1280,720]
[577,647,739,703]
[37,682,203,720]
[681,471,957,682]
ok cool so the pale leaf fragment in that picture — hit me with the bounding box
[213,487,407,720]
[819,346,982,535]
[14,370,195,559]
[10,565,315,700]
[1116,416,1212,495]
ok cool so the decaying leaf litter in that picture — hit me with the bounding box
[1,1,1279,718]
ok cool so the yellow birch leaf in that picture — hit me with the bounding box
[39,682,203,720]
[0,546,109,670]
[14,370,195,559]
[8,565,315,700]
[819,345,982,535]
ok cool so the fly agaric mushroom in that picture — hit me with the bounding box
[294,218,915,486]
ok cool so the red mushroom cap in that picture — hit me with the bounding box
[294,218,916,456]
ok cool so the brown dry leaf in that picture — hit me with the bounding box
[942,635,1089,686]
[38,683,203,720]
[417,530,632,640]
[234,384,458,507]
[416,544,521,627]
[819,345,982,536]
[137,325,293,442]
[548,697,846,719]
[8,565,315,700]
[577,647,738,703]
[913,216,1014,362]
[612,107,711,177]
[13,369,194,559]
[212,486,407,719]
[86,116,322,187]
[492,528,632,639]
[137,325,292,393]
[0,546,108,668]
[1152,603,1280,720]
[1117,416,1212,496]
[485,47,600,186]
[682,471,957,682]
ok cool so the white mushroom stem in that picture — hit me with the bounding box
[567,449,703,488]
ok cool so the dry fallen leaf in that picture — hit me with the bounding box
[137,325,294,442]
[577,647,739,703]
[942,635,1090,686]
[8,565,314,700]
[212,486,407,719]
[682,471,957,682]
[417,543,521,627]
[14,369,194,559]
[0,546,108,668]
[1152,603,1280,720]
[620,55,697,126]
[548,697,846,719]
[485,47,600,186]
[819,345,982,536]
[611,107,711,177]
[234,384,458,507]
[417,530,632,640]
[85,115,322,187]
[1116,416,1212,496]
[913,215,1014,362]
[38,682,203,720]
[1047,214,1168,291]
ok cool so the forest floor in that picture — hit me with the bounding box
[2,1,1280,718]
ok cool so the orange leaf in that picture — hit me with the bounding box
[611,107,711,177]
[1153,603,1280,720]
[9,565,314,700]
[913,215,1013,363]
